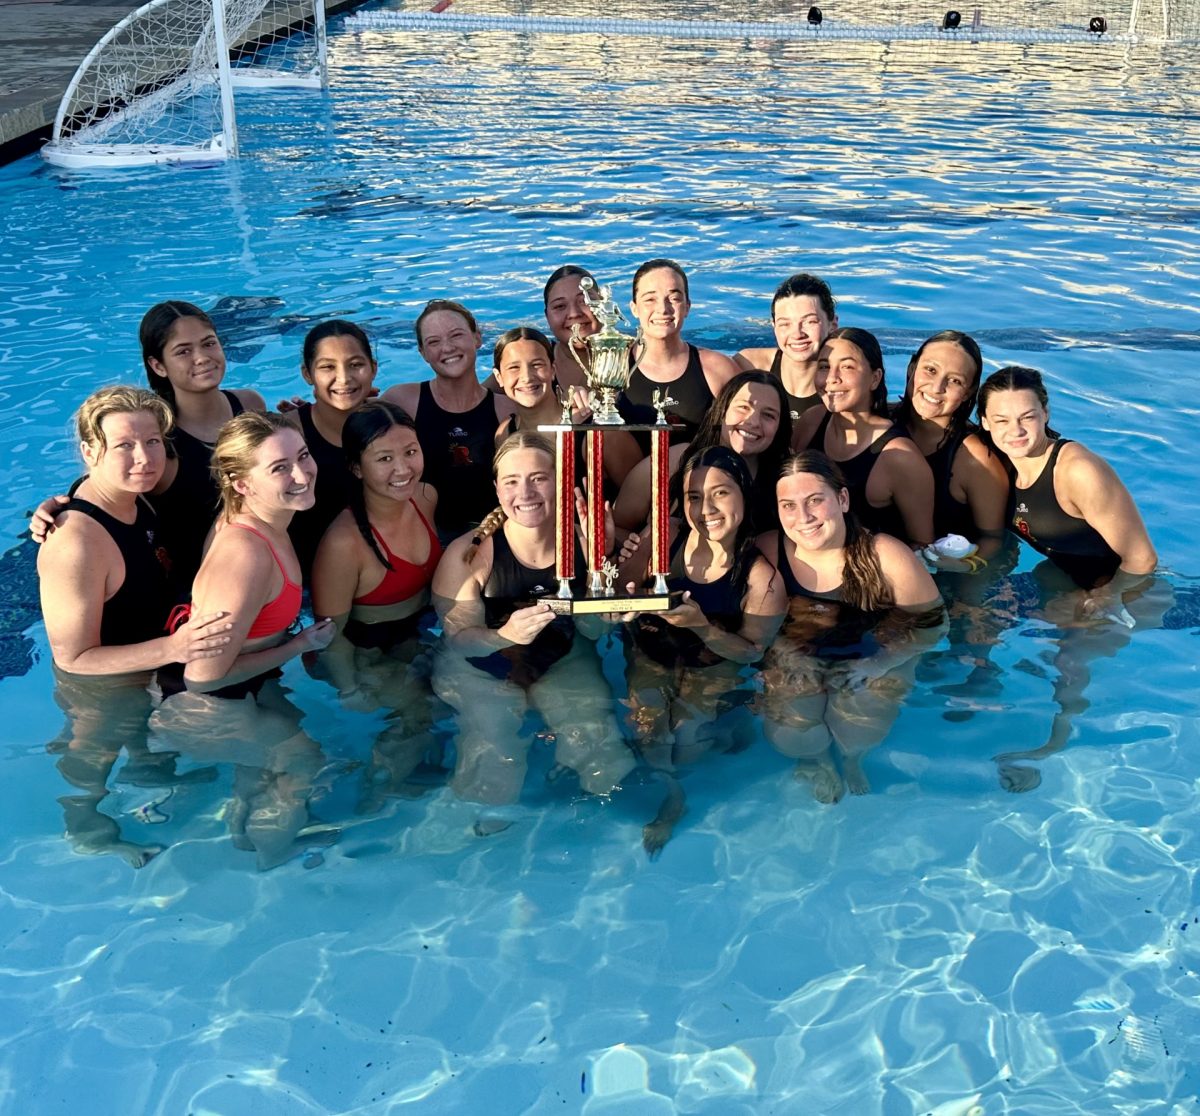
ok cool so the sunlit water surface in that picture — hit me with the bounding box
[1,3,1199,1112]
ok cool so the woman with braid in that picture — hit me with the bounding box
[309,403,445,806]
[431,432,634,822]
[760,452,944,804]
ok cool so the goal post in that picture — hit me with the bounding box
[229,0,328,90]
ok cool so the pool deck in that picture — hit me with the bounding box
[0,0,358,163]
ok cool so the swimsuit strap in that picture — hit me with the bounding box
[228,522,295,585]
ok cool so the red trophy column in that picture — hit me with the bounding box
[650,426,670,594]
[554,429,575,597]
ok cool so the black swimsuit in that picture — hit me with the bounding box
[620,344,713,442]
[149,389,244,593]
[769,351,823,421]
[1009,439,1121,589]
[65,497,174,647]
[415,381,498,537]
[632,535,753,669]
[288,404,355,580]
[813,411,910,542]
[466,531,585,688]
[924,430,978,541]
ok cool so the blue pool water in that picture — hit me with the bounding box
[2,4,1200,1111]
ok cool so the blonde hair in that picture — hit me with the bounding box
[211,411,300,520]
[76,385,173,456]
[464,431,555,563]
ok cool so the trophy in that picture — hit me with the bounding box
[539,277,679,615]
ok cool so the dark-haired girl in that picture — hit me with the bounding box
[893,331,1009,551]
[542,265,601,391]
[310,402,444,806]
[733,272,839,420]
[620,445,786,799]
[760,452,943,803]
[284,319,379,577]
[793,326,935,547]
[621,258,740,438]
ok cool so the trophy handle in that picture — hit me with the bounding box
[628,327,646,378]
[568,322,591,374]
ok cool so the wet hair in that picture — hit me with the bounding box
[823,326,889,417]
[342,402,421,573]
[492,326,555,371]
[302,319,375,373]
[139,300,219,411]
[210,411,300,521]
[770,273,837,322]
[976,364,1058,452]
[669,443,762,600]
[691,371,793,480]
[893,330,984,451]
[464,431,555,563]
[542,265,596,309]
[632,258,690,302]
[414,299,478,349]
[76,385,174,457]
[778,451,893,611]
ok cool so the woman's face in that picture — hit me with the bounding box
[776,471,849,553]
[83,410,167,493]
[816,337,880,414]
[148,316,226,396]
[721,383,782,458]
[683,465,744,546]
[772,295,834,364]
[908,340,977,425]
[305,334,377,412]
[355,424,423,503]
[418,310,482,380]
[496,339,555,410]
[234,429,317,513]
[495,447,554,528]
[544,274,599,347]
[981,388,1049,460]
[630,266,690,340]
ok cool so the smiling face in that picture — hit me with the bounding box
[544,273,600,348]
[233,429,318,514]
[721,383,782,459]
[147,316,226,396]
[82,410,167,494]
[354,424,423,504]
[630,266,690,341]
[683,465,745,546]
[908,340,978,426]
[777,470,849,553]
[816,336,882,414]
[981,388,1050,460]
[304,333,377,412]
[772,294,835,364]
[495,447,554,528]
[496,338,555,410]
[418,309,482,381]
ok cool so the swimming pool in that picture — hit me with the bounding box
[2,2,1200,1111]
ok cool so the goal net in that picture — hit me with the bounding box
[230,0,328,89]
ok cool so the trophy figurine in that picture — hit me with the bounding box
[538,274,680,614]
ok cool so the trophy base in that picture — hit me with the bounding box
[538,590,684,616]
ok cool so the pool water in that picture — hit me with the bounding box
[2,3,1200,1111]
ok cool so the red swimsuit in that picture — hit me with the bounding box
[352,504,442,607]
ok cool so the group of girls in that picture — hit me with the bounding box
[34,259,1158,863]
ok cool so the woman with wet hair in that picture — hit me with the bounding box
[733,272,839,421]
[432,432,634,822]
[760,451,943,803]
[793,326,935,547]
[614,370,793,534]
[384,299,515,540]
[978,366,1155,589]
[541,264,602,391]
[620,258,741,439]
[620,444,786,811]
[894,330,1008,551]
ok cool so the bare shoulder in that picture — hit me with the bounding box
[699,347,740,387]
[1056,439,1119,486]
[381,382,421,415]
[957,431,1009,481]
[733,346,776,372]
[231,387,267,412]
[37,509,109,570]
[755,528,781,555]
[433,531,492,595]
[493,393,517,421]
[873,532,938,601]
